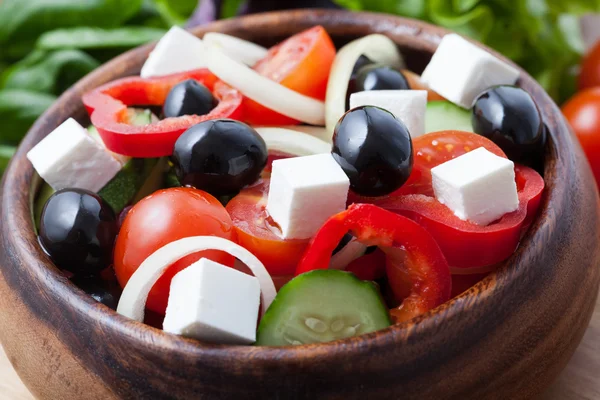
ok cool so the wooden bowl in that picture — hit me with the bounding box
[1,10,599,400]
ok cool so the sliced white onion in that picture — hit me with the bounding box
[203,32,268,66]
[273,125,333,144]
[329,239,368,270]
[204,44,326,125]
[325,34,405,131]
[117,236,276,322]
[254,127,331,156]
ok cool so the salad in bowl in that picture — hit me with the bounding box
[2,11,596,400]
[27,24,545,346]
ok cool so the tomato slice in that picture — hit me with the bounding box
[226,178,310,276]
[264,150,294,176]
[244,26,336,126]
[114,188,236,314]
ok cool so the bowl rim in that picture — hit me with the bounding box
[0,9,568,364]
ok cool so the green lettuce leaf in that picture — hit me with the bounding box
[0,0,144,60]
[0,90,56,145]
[37,26,166,51]
[1,50,100,95]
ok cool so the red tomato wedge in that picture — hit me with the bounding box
[244,26,336,126]
[296,204,451,323]
[83,69,243,157]
[226,178,310,276]
[114,188,236,315]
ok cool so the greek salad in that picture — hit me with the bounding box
[28,26,545,346]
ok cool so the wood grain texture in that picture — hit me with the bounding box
[2,290,599,400]
[0,9,599,400]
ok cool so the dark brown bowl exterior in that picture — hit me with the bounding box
[0,10,599,400]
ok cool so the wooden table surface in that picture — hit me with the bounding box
[1,291,598,400]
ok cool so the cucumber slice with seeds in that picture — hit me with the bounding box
[426,100,473,134]
[256,270,391,346]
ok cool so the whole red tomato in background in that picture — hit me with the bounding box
[579,41,600,91]
[562,88,600,185]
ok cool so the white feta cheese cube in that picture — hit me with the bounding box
[27,118,121,192]
[88,126,131,167]
[421,33,520,109]
[266,153,350,239]
[431,147,518,225]
[349,90,427,137]
[140,26,206,78]
[163,258,260,344]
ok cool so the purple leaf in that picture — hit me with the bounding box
[239,0,340,14]
[187,0,224,28]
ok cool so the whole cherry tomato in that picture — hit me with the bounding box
[579,41,600,90]
[562,87,600,185]
[114,188,236,314]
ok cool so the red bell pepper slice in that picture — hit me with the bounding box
[371,165,545,268]
[82,69,243,157]
[296,204,451,323]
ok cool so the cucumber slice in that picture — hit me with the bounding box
[99,157,161,213]
[256,270,391,346]
[132,157,168,203]
[426,100,473,134]
[126,108,159,125]
[34,157,167,230]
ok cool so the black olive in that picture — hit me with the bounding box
[39,189,117,276]
[332,106,413,197]
[471,85,545,163]
[71,275,122,310]
[172,119,268,196]
[351,55,374,79]
[163,79,217,118]
[346,64,410,110]
[354,64,410,91]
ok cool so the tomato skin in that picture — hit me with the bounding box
[114,188,235,314]
[226,179,309,276]
[562,87,600,185]
[243,26,336,126]
[579,41,600,90]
